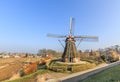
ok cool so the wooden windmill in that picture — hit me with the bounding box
[47,18,98,62]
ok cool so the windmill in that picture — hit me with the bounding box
[47,18,98,63]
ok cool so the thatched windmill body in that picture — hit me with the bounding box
[47,18,98,62]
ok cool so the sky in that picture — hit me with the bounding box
[0,0,120,53]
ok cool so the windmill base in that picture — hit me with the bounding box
[48,59,96,73]
[62,57,80,63]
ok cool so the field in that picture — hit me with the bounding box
[80,64,120,82]
[4,69,69,82]
[2,57,120,82]
[0,58,69,82]
[0,58,42,81]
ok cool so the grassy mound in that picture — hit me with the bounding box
[48,60,97,73]
[3,69,49,82]
[71,63,96,72]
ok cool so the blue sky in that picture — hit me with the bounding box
[0,0,120,53]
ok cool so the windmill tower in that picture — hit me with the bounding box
[47,18,98,63]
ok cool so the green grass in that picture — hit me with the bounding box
[0,62,2,66]
[3,69,50,82]
[80,64,120,82]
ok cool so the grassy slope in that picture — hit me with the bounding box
[81,64,120,82]
[3,69,49,82]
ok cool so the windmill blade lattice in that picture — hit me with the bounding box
[47,34,67,38]
[74,36,98,40]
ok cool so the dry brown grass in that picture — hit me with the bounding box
[9,73,21,80]
[0,58,42,81]
[23,62,38,75]
[0,56,54,81]
[0,61,23,81]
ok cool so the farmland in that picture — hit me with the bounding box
[0,57,69,82]
[0,58,43,81]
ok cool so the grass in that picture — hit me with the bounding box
[0,62,2,66]
[3,69,50,82]
[48,60,98,73]
[80,64,120,82]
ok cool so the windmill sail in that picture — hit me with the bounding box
[70,17,74,36]
[74,36,98,39]
[47,34,67,38]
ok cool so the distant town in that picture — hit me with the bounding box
[0,44,120,59]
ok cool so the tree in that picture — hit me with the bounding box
[38,49,57,57]
[38,48,47,57]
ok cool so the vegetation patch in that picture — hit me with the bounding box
[48,60,97,73]
[71,63,96,72]
[3,69,50,82]
[80,64,120,82]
